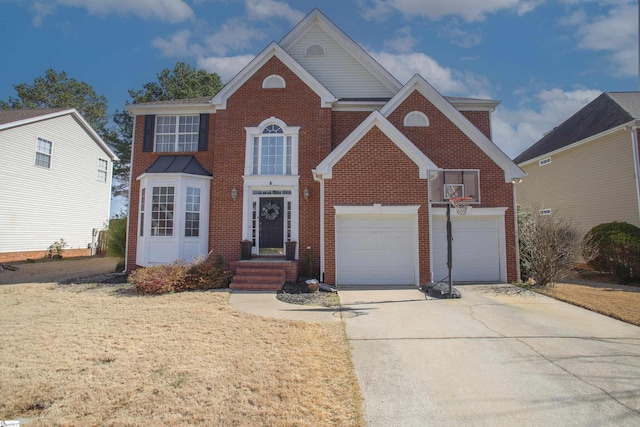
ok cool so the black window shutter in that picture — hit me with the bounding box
[198,114,209,151]
[143,115,155,152]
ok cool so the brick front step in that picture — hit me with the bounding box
[230,259,298,291]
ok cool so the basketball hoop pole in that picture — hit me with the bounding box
[446,203,453,298]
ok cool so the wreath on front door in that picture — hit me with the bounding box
[261,202,280,221]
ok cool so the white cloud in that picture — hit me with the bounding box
[30,2,56,26]
[197,55,254,83]
[371,51,492,96]
[36,0,194,23]
[245,0,305,25]
[384,27,417,53]
[438,21,483,48]
[152,30,199,57]
[566,3,637,78]
[492,88,601,158]
[204,20,267,56]
[362,0,540,22]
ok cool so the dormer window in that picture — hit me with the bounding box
[305,44,325,56]
[404,111,429,127]
[245,118,299,176]
[262,74,286,89]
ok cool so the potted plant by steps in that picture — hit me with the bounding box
[240,240,252,260]
[285,240,297,261]
[306,278,319,293]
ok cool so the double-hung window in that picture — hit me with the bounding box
[151,186,175,236]
[184,187,201,237]
[155,115,199,152]
[97,159,108,182]
[35,137,52,168]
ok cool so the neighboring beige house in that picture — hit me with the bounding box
[0,108,117,262]
[514,92,640,235]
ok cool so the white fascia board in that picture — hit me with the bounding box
[332,100,388,112]
[0,108,117,161]
[381,75,524,183]
[279,9,401,95]
[447,98,501,111]
[211,42,336,110]
[335,204,420,215]
[315,110,437,179]
[517,122,635,168]
[137,172,213,182]
[126,103,213,116]
[0,108,74,130]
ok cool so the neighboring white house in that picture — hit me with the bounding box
[0,108,117,262]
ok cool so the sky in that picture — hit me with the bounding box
[1,0,638,213]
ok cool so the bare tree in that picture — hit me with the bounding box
[518,206,589,287]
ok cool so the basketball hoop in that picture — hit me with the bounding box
[448,196,473,215]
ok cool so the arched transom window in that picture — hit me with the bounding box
[246,119,300,176]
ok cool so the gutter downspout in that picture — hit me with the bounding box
[124,114,136,273]
[512,179,522,282]
[627,122,640,223]
[312,170,324,282]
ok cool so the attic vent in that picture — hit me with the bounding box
[262,74,286,89]
[539,208,552,215]
[305,44,325,56]
[539,157,551,166]
[404,111,429,127]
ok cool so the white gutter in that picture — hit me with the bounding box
[627,123,640,223]
[312,169,325,282]
[512,179,522,281]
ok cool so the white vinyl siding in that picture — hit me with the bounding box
[286,25,396,99]
[0,114,113,253]
[517,130,640,234]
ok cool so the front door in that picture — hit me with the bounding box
[259,197,284,254]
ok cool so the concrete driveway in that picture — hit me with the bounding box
[339,285,640,426]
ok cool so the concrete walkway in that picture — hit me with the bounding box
[230,285,640,426]
[228,291,342,322]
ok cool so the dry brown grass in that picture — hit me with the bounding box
[537,279,640,327]
[0,283,363,426]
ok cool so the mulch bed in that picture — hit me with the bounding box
[277,281,340,307]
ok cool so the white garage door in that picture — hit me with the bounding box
[432,216,502,282]
[336,215,417,286]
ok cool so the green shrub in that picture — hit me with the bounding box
[107,214,127,259]
[583,222,640,283]
[129,254,232,295]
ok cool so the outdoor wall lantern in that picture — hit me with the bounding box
[303,187,310,200]
[231,187,238,201]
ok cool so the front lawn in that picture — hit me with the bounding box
[0,283,363,426]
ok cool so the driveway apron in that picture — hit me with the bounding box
[339,285,640,426]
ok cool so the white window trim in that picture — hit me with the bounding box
[404,111,429,127]
[244,117,300,176]
[539,157,551,166]
[262,74,286,89]
[136,173,211,266]
[35,137,53,169]
[154,115,200,153]
[97,158,108,182]
[304,44,326,56]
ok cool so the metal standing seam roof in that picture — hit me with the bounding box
[513,92,639,164]
[145,155,212,176]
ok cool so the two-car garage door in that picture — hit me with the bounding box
[335,212,504,286]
